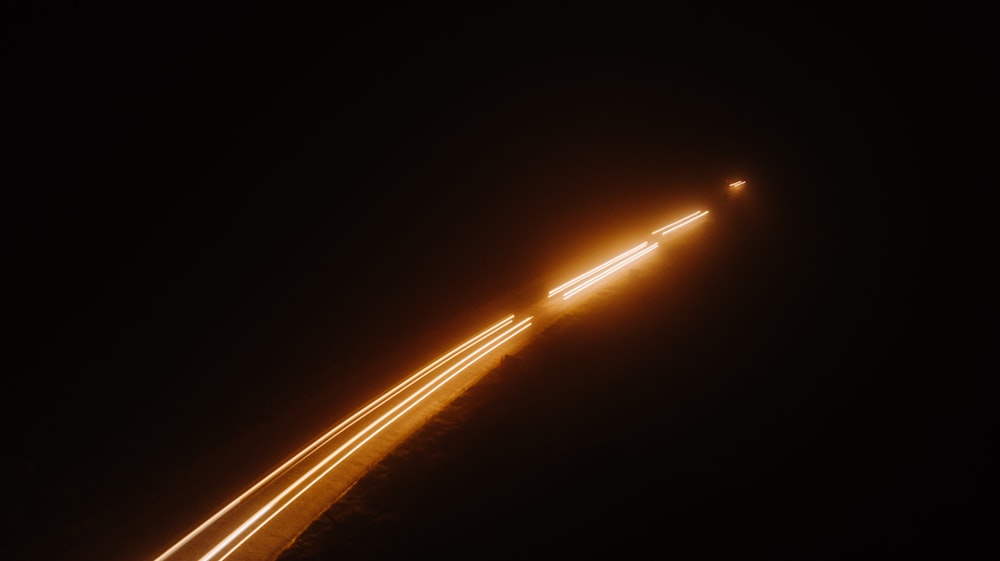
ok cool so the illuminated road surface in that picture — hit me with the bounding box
[150,207,710,561]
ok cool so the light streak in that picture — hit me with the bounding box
[152,314,519,561]
[196,316,533,561]
[561,242,659,300]
[728,180,746,188]
[151,201,716,561]
[651,210,708,236]
[548,242,649,298]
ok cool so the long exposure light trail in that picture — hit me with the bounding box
[651,210,709,236]
[547,242,650,298]
[206,316,533,561]
[560,242,659,300]
[147,201,716,561]
[152,314,527,561]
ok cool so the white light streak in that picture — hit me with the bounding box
[152,314,518,561]
[651,210,708,236]
[548,242,649,298]
[562,242,659,300]
[199,317,533,561]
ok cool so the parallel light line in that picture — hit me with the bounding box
[651,210,709,236]
[203,317,533,561]
[152,201,716,561]
[562,242,659,300]
[548,242,649,298]
[153,314,516,561]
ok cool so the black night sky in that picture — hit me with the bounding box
[4,4,991,561]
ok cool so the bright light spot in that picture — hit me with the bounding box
[729,180,746,189]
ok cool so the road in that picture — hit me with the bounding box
[148,206,712,561]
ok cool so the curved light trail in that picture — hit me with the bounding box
[202,316,533,561]
[152,314,531,561]
[148,204,712,561]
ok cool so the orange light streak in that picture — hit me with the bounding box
[561,242,659,300]
[548,242,649,298]
[153,314,518,561]
[153,201,717,561]
[198,316,533,561]
[651,210,708,236]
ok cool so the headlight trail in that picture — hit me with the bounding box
[651,210,708,236]
[152,314,520,561]
[547,242,650,298]
[147,200,716,561]
[560,242,659,300]
[551,208,708,302]
[196,316,534,561]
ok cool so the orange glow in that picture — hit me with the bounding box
[548,241,650,298]
[207,316,533,561]
[153,314,528,561]
[728,180,746,188]
[197,315,534,561]
[151,201,718,561]
[561,242,658,299]
[651,210,709,236]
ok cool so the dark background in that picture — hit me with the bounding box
[3,4,991,560]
